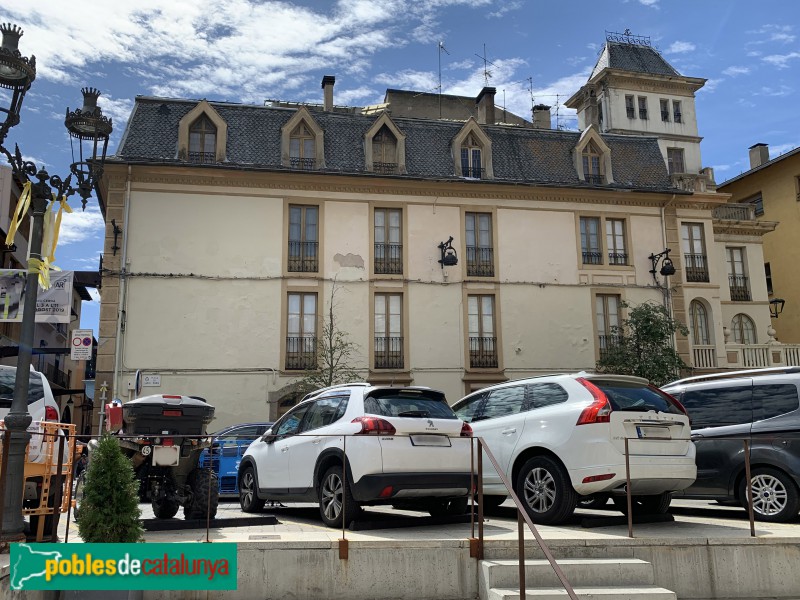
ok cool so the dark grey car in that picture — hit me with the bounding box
[662,367,800,522]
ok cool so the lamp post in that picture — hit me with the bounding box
[0,23,112,543]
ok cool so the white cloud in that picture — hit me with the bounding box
[487,0,522,18]
[756,85,792,97]
[747,24,796,44]
[57,203,104,246]
[769,142,799,156]
[336,86,377,105]
[638,0,659,7]
[666,41,695,54]
[763,52,800,68]
[699,78,722,93]
[712,164,731,172]
[722,66,750,77]
[448,59,475,70]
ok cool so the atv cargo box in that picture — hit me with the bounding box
[122,395,215,436]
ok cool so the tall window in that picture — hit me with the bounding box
[188,115,216,163]
[606,218,627,265]
[375,294,403,369]
[288,205,318,272]
[286,293,317,370]
[637,96,648,120]
[460,133,483,178]
[727,247,750,301]
[582,142,603,185]
[731,314,756,345]
[689,300,710,345]
[748,194,764,217]
[468,295,497,368]
[465,212,494,277]
[290,123,315,169]
[681,223,708,282]
[625,95,635,119]
[596,294,621,357]
[372,126,398,174]
[672,100,683,123]
[580,217,602,265]
[660,99,670,122]
[374,208,403,274]
[667,148,685,174]
[765,262,773,295]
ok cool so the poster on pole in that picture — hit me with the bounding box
[71,328,93,361]
[0,270,74,323]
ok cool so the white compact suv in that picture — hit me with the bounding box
[239,384,473,528]
[0,365,59,423]
[452,373,696,524]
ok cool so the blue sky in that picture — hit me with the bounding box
[1,0,799,333]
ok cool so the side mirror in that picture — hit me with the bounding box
[261,429,275,443]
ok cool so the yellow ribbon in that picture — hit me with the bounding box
[46,194,72,264]
[6,181,32,247]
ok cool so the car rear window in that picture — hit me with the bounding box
[0,369,44,406]
[591,380,684,415]
[364,389,457,419]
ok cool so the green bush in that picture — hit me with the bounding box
[77,435,144,543]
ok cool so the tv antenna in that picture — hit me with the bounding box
[474,44,497,86]
[438,41,450,118]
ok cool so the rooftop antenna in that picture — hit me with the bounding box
[438,41,450,119]
[527,77,535,121]
[475,43,497,87]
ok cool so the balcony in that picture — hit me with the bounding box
[584,174,604,185]
[671,168,717,193]
[608,252,628,266]
[188,151,215,164]
[287,241,318,273]
[469,337,498,368]
[582,251,603,265]
[466,246,495,277]
[290,157,315,170]
[729,275,751,301]
[285,336,317,370]
[374,336,403,369]
[712,203,756,221]
[373,162,398,175]
[597,334,623,359]
[692,345,716,369]
[684,253,709,282]
[374,243,403,275]
[462,166,484,179]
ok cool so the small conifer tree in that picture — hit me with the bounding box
[77,435,144,543]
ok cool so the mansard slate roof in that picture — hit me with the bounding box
[590,42,680,80]
[113,96,674,191]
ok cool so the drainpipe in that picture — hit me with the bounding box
[111,165,132,417]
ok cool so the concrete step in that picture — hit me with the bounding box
[483,558,655,589]
[487,586,677,600]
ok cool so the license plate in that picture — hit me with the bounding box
[410,434,451,447]
[636,426,671,439]
[152,445,180,466]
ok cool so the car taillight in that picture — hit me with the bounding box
[44,406,58,422]
[161,438,174,447]
[654,385,688,416]
[162,409,182,417]
[460,422,473,437]
[352,416,396,435]
[576,377,612,425]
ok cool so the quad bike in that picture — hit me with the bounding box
[96,394,218,520]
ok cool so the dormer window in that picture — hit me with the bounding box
[574,125,613,186]
[177,101,227,163]
[290,123,316,170]
[189,115,216,164]
[461,133,483,179]
[372,126,398,174]
[582,141,603,184]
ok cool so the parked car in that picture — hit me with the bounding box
[0,365,59,423]
[238,384,473,528]
[662,367,800,522]
[199,422,272,495]
[452,373,696,525]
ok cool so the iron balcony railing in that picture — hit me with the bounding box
[462,166,484,179]
[290,157,315,170]
[287,240,318,272]
[639,108,648,120]
[626,107,635,119]
[608,251,628,266]
[674,111,682,123]
[374,336,404,369]
[712,204,756,221]
[373,162,398,174]
[598,334,624,359]
[684,253,709,282]
[466,246,495,277]
[188,151,215,164]
[661,110,670,121]
[729,275,751,301]
[469,336,498,368]
[374,243,403,275]
[285,336,317,370]
[584,174,604,185]
[582,250,603,265]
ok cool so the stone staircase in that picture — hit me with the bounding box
[479,558,678,600]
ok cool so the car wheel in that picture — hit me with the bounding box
[739,467,800,523]
[152,496,180,519]
[184,469,219,520]
[427,497,469,517]
[318,464,361,528]
[239,465,265,513]
[578,493,610,510]
[72,472,85,523]
[613,492,672,515]
[515,456,577,525]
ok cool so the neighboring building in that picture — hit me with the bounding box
[718,143,800,344]
[95,39,785,429]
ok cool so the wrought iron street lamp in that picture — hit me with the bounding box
[769,298,786,319]
[0,23,112,544]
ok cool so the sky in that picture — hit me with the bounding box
[0,0,799,333]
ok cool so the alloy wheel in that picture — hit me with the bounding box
[750,473,789,517]
[241,471,255,507]
[522,467,556,513]
[321,472,343,521]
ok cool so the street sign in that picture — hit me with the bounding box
[70,328,93,361]
[142,374,161,387]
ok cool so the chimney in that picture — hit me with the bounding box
[321,75,335,112]
[476,86,496,125]
[532,104,551,129]
[749,143,769,169]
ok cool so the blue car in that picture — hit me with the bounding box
[199,422,273,495]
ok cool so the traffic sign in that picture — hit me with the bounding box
[70,328,93,360]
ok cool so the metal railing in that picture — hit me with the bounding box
[469,337,498,368]
[188,151,215,164]
[285,336,317,370]
[374,243,403,275]
[290,157,315,170]
[287,240,318,272]
[674,112,682,123]
[582,250,603,265]
[373,162,397,174]
[661,110,670,121]
[626,107,635,119]
[608,251,627,265]
[584,174,604,185]
[639,108,648,120]
[466,247,495,277]
[598,334,623,358]
[462,166,484,179]
[729,275,751,301]
[684,253,709,282]
[374,336,404,369]
[713,204,756,221]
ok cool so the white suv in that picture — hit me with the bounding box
[452,373,696,524]
[0,365,59,423]
[239,384,473,528]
